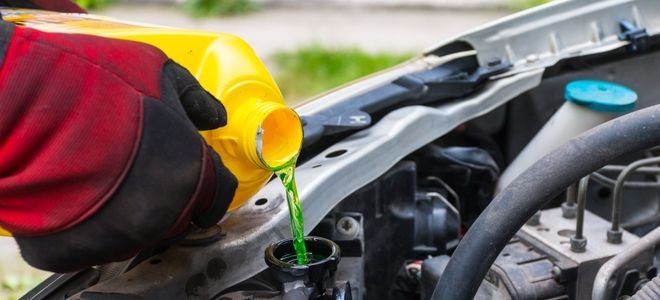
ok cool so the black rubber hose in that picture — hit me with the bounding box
[431,104,660,300]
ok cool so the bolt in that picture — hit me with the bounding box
[336,216,359,238]
[561,204,577,218]
[607,229,623,244]
[526,211,542,226]
[551,266,563,282]
[570,236,587,253]
[562,202,577,219]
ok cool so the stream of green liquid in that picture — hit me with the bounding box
[273,157,308,265]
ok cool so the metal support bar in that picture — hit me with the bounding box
[592,227,660,300]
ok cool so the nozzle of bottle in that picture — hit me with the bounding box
[185,35,304,211]
[242,99,303,170]
[497,80,637,192]
[201,97,303,211]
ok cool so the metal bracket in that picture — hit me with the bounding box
[425,0,660,75]
[619,20,649,52]
[301,56,510,147]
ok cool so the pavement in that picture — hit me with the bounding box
[0,5,509,298]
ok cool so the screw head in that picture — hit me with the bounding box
[336,216,359,238]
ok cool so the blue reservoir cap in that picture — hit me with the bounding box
[565,80,637,113]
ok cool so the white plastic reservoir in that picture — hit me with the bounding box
[496,80,638,192]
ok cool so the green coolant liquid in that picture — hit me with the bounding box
[273,157,308,265]
[279,252,326,265]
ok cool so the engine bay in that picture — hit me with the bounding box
[22,1,660,299]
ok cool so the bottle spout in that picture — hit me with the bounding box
[238,99,302,170]
[255,104,303,169]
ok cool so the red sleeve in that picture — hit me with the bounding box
[0,24,164,235]
[29,0,85,13]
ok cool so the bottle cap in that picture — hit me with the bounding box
[565,80,637,112]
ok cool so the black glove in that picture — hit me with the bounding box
[0,22,237,272]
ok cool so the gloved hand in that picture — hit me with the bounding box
[0,21,237,272]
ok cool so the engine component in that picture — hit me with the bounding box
[424,207,652,300]
[264,236,343,299]
[335,160,460,299]
[434,103,660,300]
[589,164,660,237]
[474,237,566,300]
[311,213,365,299]
[389,260,424,299]
[420,255,450,300]
[411,145,500,225]
[521,208,650,299]
[609,157,660,243]
[218,213,365,300]
[593,226,660,299]
[629,275,660,300]
[311,213,365,258]
[498,80,637,191]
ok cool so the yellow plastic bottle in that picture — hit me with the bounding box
[1,9,303,213]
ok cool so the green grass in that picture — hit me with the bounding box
[508,0,551,11]
[74,0,115,10]
[1,273,48,300]
[272,45,412,103]
[0,260,49,300]
[182,0,257,17]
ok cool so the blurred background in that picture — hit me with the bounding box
[91,0,549,103]
[0,0,548,298]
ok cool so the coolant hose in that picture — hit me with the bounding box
[432,104,660,300]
